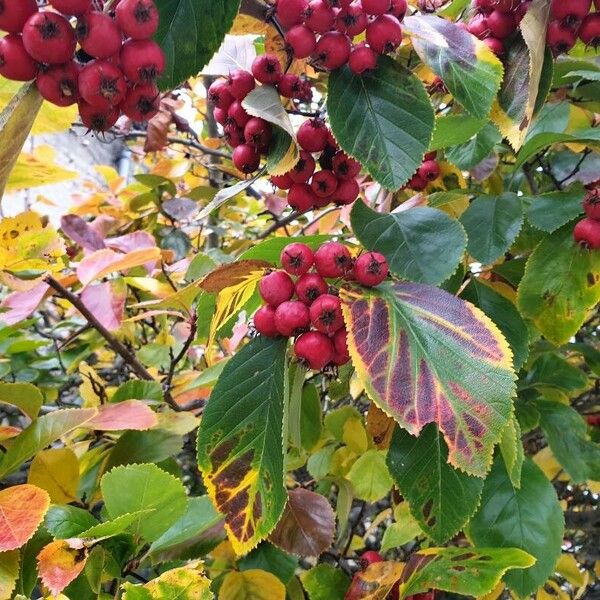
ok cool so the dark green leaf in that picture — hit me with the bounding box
[239,542,298,584]
[301,564,350,600]
[525,185,584,233]
[430,115,487,151]
[105,429,184,469]
[525,353,588,392]
[300,383,322,452]
[445,124,502,170]
[44,506,98,539]
[111,380,163,403]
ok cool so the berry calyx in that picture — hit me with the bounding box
[332,151,361,179]
[314,242,353,278]
[408,173,427,191]
[290,152,316,183]
[22,12,76,65]
[288,183,317,212]
[546,20,578,54]
[0,0,38,33]
[76,11,123,60]
[574,217,600,249]
[366,14,402,54]
[251,54,283,85]
[349,42,378,74]
[254,305,280,337]
[121,82,160,121]
[418,160,441,182]
[115,0,159,40]
[311,169,338,198]
[223,124,245,148]
[579,14,600,47]
[286,24,317,58]
[120,39,166,83]
[36,62,80,106]
[244,117,272,148]
[275,300,311,336]
[294,331,335,370]
[314,31,351,70]
[355,251,389,287]
[297,118,329,153]
[551,0,591,27]
[79,61,127,110]
[281,243,315,276]
[259,270,295,306]
[232,143,261,174]
[0,34,37,82]
[295,272,328,304]
[336,2,368,37]
[208,80,234,110]
[309,293,344,334]
[78,100,120,131]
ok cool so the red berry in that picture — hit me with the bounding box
[115,0,159,40]
[407,173,427,190]
[49,0,91,15]
[366,14,402,54]
[232,143,261,174]
[281,243,314,275]
[314,31,351,70]
[276,0,309,28]
[362,0,392,14]
[310,293,344,334]
[424,150,437,161]
[486,10,515,39]
[418,160,441,181]
[271,173,294,189]
[121,82,160,121]
[290,151,317,183]
[76,12,122,60]
[361,551,384,567]
[332,151,361,179]
[286,24,317,58]
[551,0,591,27]
[483,36,504,55]
[0,0,37,33]
[275,300,311,336]
[355,251,389,286]
[288,183,317,212]
[278,73,303,98]
[254,305,280,337]
[78,100,120,131]
[297,118,329,153]
[333,177,359,205]
[305,0,336,33]
[336,2,368,36]
[579,14,600,47]
[294,331,335,370]
[314,242,353,278]
[22,12,76,65]
[467,14,489,39]
[311,169,338,199]
[251,54,282,85]
[515,1,531,24]
[36,62,79,106]
[79,61,126,109]
[0,34,37,82]
[259,270,295,306]
[493,0,518,10]
[228,100,251,128]
[120,39,165,83]
[583,189,600,220]
[389,0,408,19]
[546,20,578,54]
[244,117,272,148]
[349,42,378,74]
[227,69,255,100]
[295,273,328,304]
[208,80,234,110]
[574,217,600,249]
[223,124,245,148]
[333,327,349,355]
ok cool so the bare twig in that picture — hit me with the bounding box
[259,210,302,239]
[163,311,198,394]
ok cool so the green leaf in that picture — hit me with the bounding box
[105,429,184,469]
[525,352,588,392]
[0,382,43,420]
[77,511,154,540]
[537,400,600,483]
[122,565,212,599]
[239,543,298,585]
[499,415,524,489]
[155,0,241,89]
[44,506,98,539]
[111,380,163,403]
[242,85,295,139]
[239,235,331,263]
[197,336,288,555]
[300,383,322,452]
[101,463,188,542]
[468,456,564,597]
[517,224,600,345]
[380,504,423,551]
[460,194,524,265]
[403,15,503,119]
[387,424,484,544]
[461,279,529,370]
[0,550,19,600]
[525,185,584,233]
[346,450,393,503]
[266,126,298,176]
[351,201,466,285]
[400,546,535,599]
[429,114,487,151]
[340,281,516,477]
[327,56,434,190]
[445,124,502,170]
[300,564,350,600]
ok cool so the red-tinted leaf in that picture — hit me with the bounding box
[0,281,49,325]
[344,561,404,600]
[199,260,271,293]
[0,484,50,551]
[80,280,127,331]
[60,215,105,251]
[0,425,21,441]
[86,400,158,431]
[37,539,87,597]
[341,282,515,477]
[77,248,161,286]
[269,489,335,557]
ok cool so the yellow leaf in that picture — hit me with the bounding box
[7,147,77,191]
[79,363,105,408]
[37,540,87,598]
[219,569,285,600]
[230,13,269,34]
[342,417,369,454]
[28,448,80,504]
[478,582,505,600]
[122,564,212,599]
[0,550,19,600]
[532,446,563,481]
[556,554,588,589]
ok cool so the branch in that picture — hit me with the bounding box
[259,210,301,239]
[163,311,197,393]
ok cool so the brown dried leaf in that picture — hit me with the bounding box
[199,260,271,293]
[367,403,396,450]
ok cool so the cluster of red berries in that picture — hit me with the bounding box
[404,152,441,191]
[271,119,362,212]
[253,241,389,371]
[278,0,406,75]
[0,0,164,132]
[209,53,313,175]
[466,0,530,56]
[547,0,600,55]
[574,182,600,249]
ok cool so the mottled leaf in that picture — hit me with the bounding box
[220,569,285,600]
[344,561,404,600]
[0,485,50,551]
[27,448,80,504]
[122,565,212,599]
[340,282,515,477]
[200,260,271,293]
[37,540,87,597]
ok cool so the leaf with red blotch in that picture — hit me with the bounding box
[86,400,158,431]
[77,248,161,286]
[269,489,335,557]
[0,281,49,325]
[344,561,404,600]
[340,281,515,477]
[80,280,127,331]
[37,539,88,597]
[0,425,21,441]
[60,215,105,251]
[0,484,50,551]
[199,260,272,294]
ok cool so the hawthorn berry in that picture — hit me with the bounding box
[251,54,283,85]
[260,270,296,307]
[271,173,294,189]
[232,143,261,174]
[78,100,120,131]
[314,31,352,70]
[487,10,516,38]
[76,12,123,60]
[551,0,591,26]
[121,82,160,121]
[355,251,389,287]
[311,169,338,198]
[334,177,360,205]
[227,69,255,100]
[79,61,127,110]
[314,242,353,278]
[333,327,349,356]
[574,217,600,249]
[120,39,166,82]
[336,2,368,36]
[579,14,600,47]
[0,34,37,82]
[223,124,245,148]
[367,15,402,54]
[289,152,316,183]
[483,36,504,55]
[546,20,578,54]
[276,0,309,28]
[294,331,335,370]
[278,73,304,98]
[362,0,392,14]
[275,300,311,336]
[281,243,314,276]
[361,551,384,567]
[254,305,279,337]
[408,173,428,191]
[22,12,76,65]
[286,24,317,58]
[244,118,272,148]
[0,0,37,33]
[467,14,489,39]
[304,0,336,34]
[228,100,251,128]
[332,152,361,180]
[583,189,600,220]
[288,183,317,212]
[389,0,408,19]
[418,160,441,182]
[297,118,329,153]
[36,62,80,106]
[349,42,378,74]
[295,272,328,304]
[49,0,91,16]
[208,80,234,110]
[310,293,344,334]
[115,0,159,40]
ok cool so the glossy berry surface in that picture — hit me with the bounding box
[281,243,315,276]
[251,54,283,84]
[309,294,344,334]
[115,0,159,39]
[259,271,295,306]
[36,62,79,106]
[294,331,335,370]
[355,252,389,286]
[295,273,328,305]
[314,242,353,278]
[254,305,279,337]
[22,12,76,65]
[0,0,38,32]
[275,300,311,336]
[0,34,37,81]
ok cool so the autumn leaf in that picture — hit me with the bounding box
[85,400,158,431]
[27,448,80,504]
[37,539,88,597]
[76,248,161,286]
